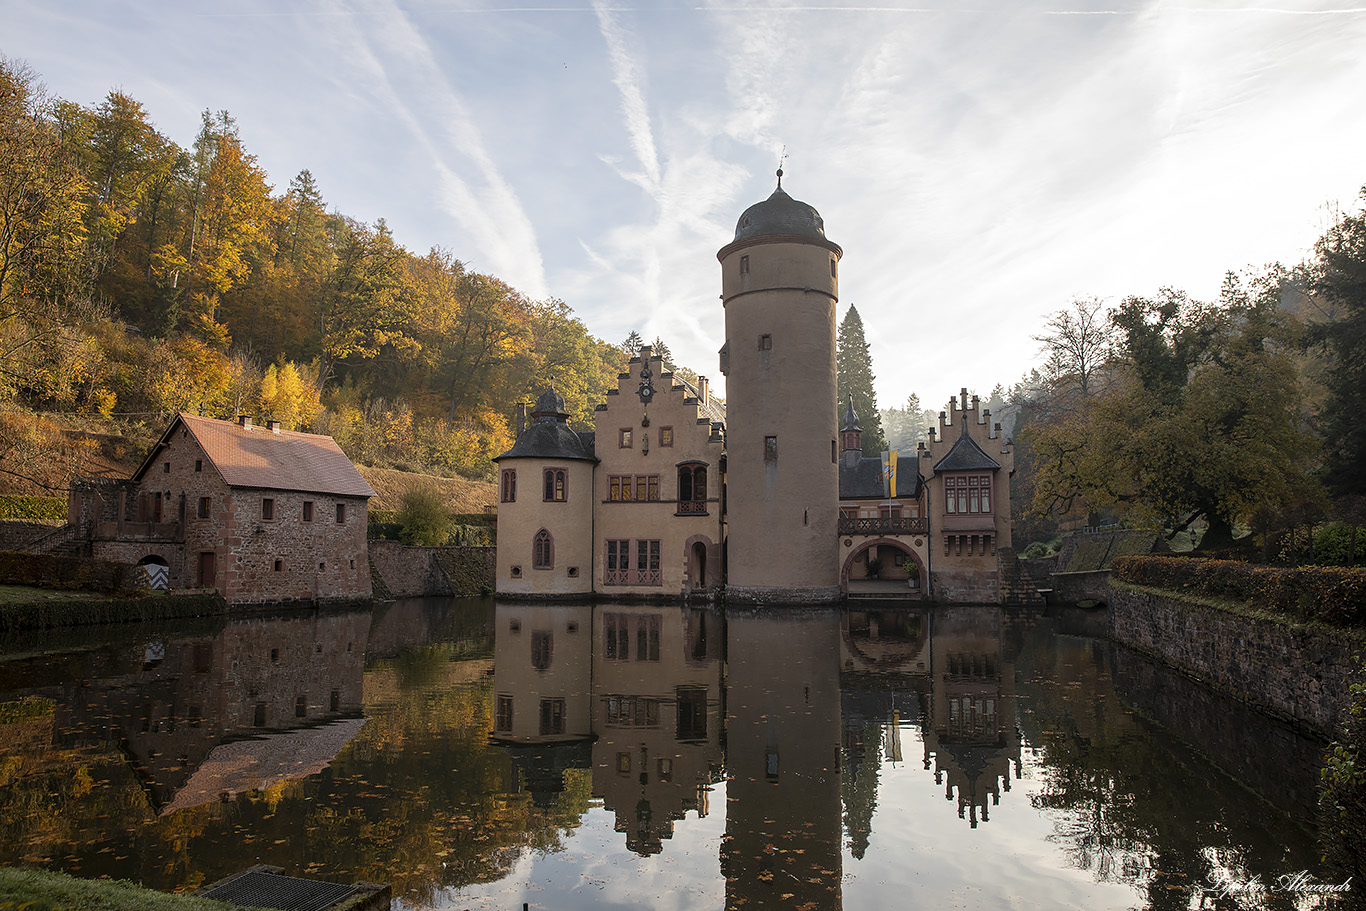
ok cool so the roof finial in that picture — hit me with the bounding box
[777,145,787,189]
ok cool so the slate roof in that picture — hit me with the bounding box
[494,418,598,462]
[136,414,376,498]
[674,375,727,426]
[840,455,923,500]
[933,423,1002,473]
[733,183,827,242]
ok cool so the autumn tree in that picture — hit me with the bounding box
[836,305,886,455]
[258,360,321,431]
[315,218,412,391]
[1025,281,1322,546]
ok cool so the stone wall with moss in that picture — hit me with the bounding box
[1109,580,1360,736]
[369,542,493,598]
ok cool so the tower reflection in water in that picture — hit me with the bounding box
[488,602,1022,908]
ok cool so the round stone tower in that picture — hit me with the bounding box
[718,172,842,603]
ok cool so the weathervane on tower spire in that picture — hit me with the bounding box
[777,145,787,189]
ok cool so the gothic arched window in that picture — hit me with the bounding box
[533,529,554,569]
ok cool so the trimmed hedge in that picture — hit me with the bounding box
[0,495,66,523]
[1112,555,1366,627]
[0,591,224,633]
[0,550,147,595]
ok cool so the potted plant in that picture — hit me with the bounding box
[865,556,883,579]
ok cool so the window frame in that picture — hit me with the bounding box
[533,528,554,569]
[543,467,568,502]
[501,468,517,503]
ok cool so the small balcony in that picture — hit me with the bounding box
[838,516,929,536]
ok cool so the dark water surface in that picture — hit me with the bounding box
[0,598,1342,910]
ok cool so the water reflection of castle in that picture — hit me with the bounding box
[489,602,1022,900]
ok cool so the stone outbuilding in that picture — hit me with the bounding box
[70,413,375,604]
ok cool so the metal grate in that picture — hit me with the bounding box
[201,871,357,911]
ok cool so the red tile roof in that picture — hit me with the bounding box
[140,414,376,498]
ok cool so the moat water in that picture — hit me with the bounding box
[0,598,1343,910]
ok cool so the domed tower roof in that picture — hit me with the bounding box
[732,170,827,242]
[493,383,597,463]
[531,385,567,421]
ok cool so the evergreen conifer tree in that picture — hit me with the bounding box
[836,305,887,456]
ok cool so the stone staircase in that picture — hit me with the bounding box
[19,523,86,558]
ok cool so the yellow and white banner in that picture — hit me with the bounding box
[881,449,898,498]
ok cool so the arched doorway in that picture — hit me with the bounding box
[691,541,707,588]
[841,539,923,598]
[137,555,170,590]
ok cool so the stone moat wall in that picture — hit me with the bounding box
[1108,582,1360,736]
[369,541,494,598]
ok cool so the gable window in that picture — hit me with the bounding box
[336,503,347,524]
[501,468,517,503]
[261,498,275,520]
[162,462,170,473]
[619,428,632,448]
[195,459,203,472]
[543,468,567,502]
[302,501,313,522]
[533,529,554,569]
[197,497,210,519]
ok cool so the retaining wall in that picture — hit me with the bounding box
[1108,582,1360,736]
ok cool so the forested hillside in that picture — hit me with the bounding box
[1,57,624,492]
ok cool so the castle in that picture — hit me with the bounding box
[493,175,1026,604]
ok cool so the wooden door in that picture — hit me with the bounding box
[197,551,216,588]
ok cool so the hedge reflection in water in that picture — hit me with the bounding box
[0,598,1334,910]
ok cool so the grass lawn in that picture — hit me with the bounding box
[0,867,233,911]
[0,585,105,605]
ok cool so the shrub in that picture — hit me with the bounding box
[1112,555,1366,627]
[396,487,453,547]
[1314,523,1366,567]
[1320,659,1366,889]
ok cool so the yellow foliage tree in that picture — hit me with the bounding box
[258,360,321,431]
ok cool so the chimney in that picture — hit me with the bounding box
[698,376,709,405]
[267,420,281,434]
[238,415,252,429]
[515,402,529,436]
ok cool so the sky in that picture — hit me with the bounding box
[6,0,1366,409]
